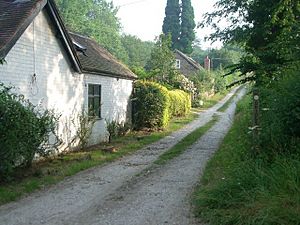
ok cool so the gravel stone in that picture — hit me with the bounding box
[0,87,245,225]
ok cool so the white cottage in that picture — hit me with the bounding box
[0,0,137,149]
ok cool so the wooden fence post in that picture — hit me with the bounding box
[252,88,260,153]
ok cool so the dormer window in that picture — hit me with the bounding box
[175,59,181,69]
[73,40,87,56]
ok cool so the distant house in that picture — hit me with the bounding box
[0,0,137,149]
[174,49,204,78]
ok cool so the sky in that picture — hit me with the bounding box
[112,0,221,49]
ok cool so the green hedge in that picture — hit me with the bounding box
[132,81,191,130]
[0,83,59,179]
[169,89,191,117]
[132,81,170,129]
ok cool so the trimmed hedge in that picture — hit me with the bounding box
[132,81,170,129]
[169,90,191,117]
[132,81,191,130]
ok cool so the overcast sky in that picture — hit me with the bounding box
[112,0,222,49]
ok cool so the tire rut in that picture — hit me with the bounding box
[0,87,244,225]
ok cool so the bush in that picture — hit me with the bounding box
[0,83,59,179]
[259,71,300,154]
[132,81,170,129]
[106,119,131,142]
[169,89,191,117]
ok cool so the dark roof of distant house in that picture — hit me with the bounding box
[175,49,204,70]
[70,33,137,80]
[0,0,136,80]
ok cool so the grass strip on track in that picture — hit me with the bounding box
[0,112,199,206]
[154,115,220,165]
[217,86,243,112]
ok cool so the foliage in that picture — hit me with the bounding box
[145,34,177,86]
[105,119,131,143]
[132,81,170,130]
[71,110,96,150]
[168,89,191,117]
[130,66,150,80]
[0,83,60,179]
[121,34,154,68]
[0,58,5,65]
[259,70,300,155]
[162,0,196,53]
[202,0,300,85]
[193,95,300,225]
[191,70,215,97]
[190,44,243,70]
[172,74,195,94]
[179,0,196,54]
[162,0,181,50]
[55,0,128,63]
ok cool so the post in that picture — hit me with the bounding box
[252,88,260,153]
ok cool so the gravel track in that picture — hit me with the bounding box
[0,87,245,225]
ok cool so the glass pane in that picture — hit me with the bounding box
[88,97,94,116]
[94,85,100,96]
[94,97,100,117]
[88,84,94,95]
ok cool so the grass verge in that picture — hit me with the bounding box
[192,95,300,225]
[155,115,219,165]
[217,86,244,112]
[195,91,229,112]
[0,112,199,206]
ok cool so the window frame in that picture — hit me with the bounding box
[175,59,181,69]
[87,84,102,119]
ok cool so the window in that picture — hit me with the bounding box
[88,84,101,118]
[175,59,181,69]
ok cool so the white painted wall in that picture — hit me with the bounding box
[84,74,133,145]
[0,9,133,150]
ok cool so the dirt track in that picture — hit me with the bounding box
[0,87,245,225]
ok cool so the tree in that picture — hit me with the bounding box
[202,0,300,85]
[55,0,129,63]
[162,0,181,50]
[145,34,177,86]
[121,34,154,68]
[179,0,196,54]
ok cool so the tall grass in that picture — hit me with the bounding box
[193,95,300,225]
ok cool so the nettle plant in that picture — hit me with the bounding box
[0,83,60,179]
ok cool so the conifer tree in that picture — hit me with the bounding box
[162,0,181,50]
[179,0,196,54]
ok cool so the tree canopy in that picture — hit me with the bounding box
[162,0,196,54]
[121,34,154,68]
[145,34,177,86]
[55,0,128,63]
[202,0,300,85]
[162,0,181,50]
[179,0,196,54]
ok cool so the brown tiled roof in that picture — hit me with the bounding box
[0,0,136,80]
[70,33,137,80]
[175,49,204,70]
[0,0,47,59]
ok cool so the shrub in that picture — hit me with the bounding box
[0,83,59,179]
[259,71,300,155]
[106,119,131,142]
[169,89,191,117]
[132,81,170,129]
